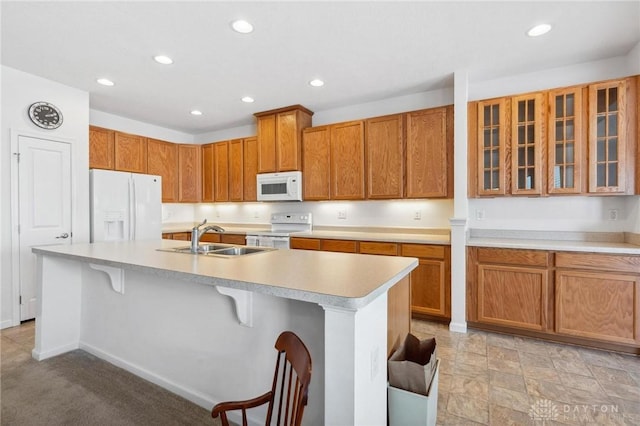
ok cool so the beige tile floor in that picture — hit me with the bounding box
[411,319,640,425]
[3,320,639,425]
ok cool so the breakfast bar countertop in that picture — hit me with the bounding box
[33,239,418,310]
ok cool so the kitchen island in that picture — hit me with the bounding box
[32,239,417,426]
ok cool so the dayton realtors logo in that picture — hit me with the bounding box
[529,399,625,423]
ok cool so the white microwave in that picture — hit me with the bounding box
[256,171,303,201]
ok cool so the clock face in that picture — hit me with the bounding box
[28,102,63,129]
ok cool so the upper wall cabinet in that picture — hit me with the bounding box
[548,87,586,194]
[89,126,115,170]
[229,139,244,202]
[201,143,215,202]
[147,138,179,202]
[511,93,545,195]
[302,125,332,200]
[114,131,147,173]
[588,79,634,194]
[178,144,201,203]
[366,114,404,199]
[406,106,453,198]
[243,137,258,202]
[469,76,638,197]
[330,120,366,200]
[254,105,313,173]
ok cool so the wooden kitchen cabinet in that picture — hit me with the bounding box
[290,237,321,250]
[406,106,453,198]
[321,239,357,253]
[200,233,221,243]
[220,233,246,245]
[331,120,366,200]
[243,137,258,201]
[402,244,450,320]
[89,126,115,170]
[228,139,243,201]
[470,76,638,198]
[201,143,215,202]
[511,93,545,195]
[147,138,179,202]
[163,232,191,241]
[114,131,147,173]
[178,144,201,203]
[214,142,229,202]
[468,247,552,332]
[474,98,509,196]
[302,126,331,200]
[588,78,636,194]
[254,105,313,173]
[555,252,640,345]
[359,241,398,256]
[547,86,587,194]
[366,114,404,199]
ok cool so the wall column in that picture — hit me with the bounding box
[449,70,469,333]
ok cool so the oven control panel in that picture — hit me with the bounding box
[270,213,312,225]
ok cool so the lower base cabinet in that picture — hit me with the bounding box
[555,252,640,346]
[401,244,450,319]
[467,247,640,353]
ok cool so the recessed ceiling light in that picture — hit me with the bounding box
[96,78,115,86]
[309,79,325,87]
[527,23,552,37]
[154,55,173,65]
[241,96,255,103]
[231,19,254,34]
[190,110,203,116]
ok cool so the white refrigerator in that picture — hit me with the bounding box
[90,169,162,242]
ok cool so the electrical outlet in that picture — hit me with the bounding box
[337,210,347,220]
[413,210,421,220]
[253,209,259,219]
[476,209,485,220]
[608,209,619,221]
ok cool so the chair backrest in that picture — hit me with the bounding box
[266,331,312,426]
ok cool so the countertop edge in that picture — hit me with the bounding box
[33,246,418,310]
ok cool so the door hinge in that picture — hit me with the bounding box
[19,295,22,305]
[13,152,20,162]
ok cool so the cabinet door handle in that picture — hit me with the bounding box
[55,233,69,239]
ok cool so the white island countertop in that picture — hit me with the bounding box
[33,239,418,309]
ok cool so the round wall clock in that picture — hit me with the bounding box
[28,102,63,129]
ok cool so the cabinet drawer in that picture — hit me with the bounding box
[171,232,191,241]
[220,234,246,245]
[477,247,550,267]
[200,233,221,243]
[359,241,398,256]
[290,238,321,250]
[401,244,445,259]
[556,252,640,274]
[321,239,357,253]
[162,233,173,240]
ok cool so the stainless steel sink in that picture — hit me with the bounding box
[158,244,273,257]
[210,247,268,256]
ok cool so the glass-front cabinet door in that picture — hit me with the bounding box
[588,79,627,193]
[511,93,544,195]
[548,87,584,194]
[477,99,507,196]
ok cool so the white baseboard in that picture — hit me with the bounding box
[449,322,467,333]
[0,319,16,330]
[32,342,79,361]
[78,342,262,426]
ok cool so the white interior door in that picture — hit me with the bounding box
[17,136,72,321]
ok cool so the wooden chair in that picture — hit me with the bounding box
[211,331,312,426]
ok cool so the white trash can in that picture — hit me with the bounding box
[388,359,440,426]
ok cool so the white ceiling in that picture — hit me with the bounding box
[2,1,639,135]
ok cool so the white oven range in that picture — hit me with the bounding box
[245,212,312,249]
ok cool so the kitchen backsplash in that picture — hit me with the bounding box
[163,199,454,229]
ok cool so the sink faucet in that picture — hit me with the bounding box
[191,219,226,253]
